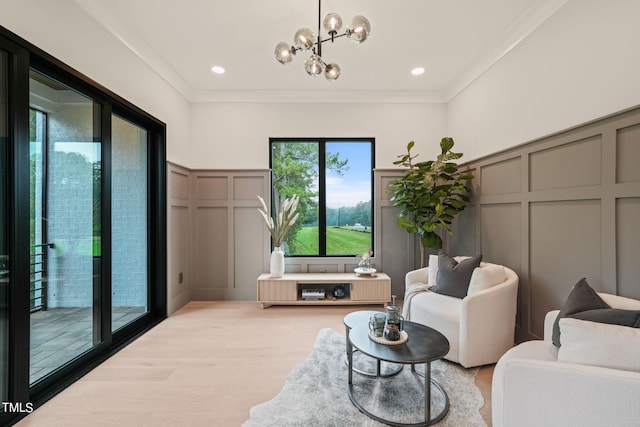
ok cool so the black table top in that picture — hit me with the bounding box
[343,310,385,329]
[349,321,450,365]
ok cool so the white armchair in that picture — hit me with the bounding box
[403,258,519,368]
[492,293,640,427]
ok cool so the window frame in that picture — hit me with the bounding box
[269,137,375,258]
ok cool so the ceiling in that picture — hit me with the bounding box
[76,0,567,103]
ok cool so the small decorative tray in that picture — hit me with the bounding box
[368,330,408,345]
[355,267,377,276]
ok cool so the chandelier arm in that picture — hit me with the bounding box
[320,33,347,44]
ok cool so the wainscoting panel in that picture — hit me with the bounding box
[529,200,602,337]
[455,105,640,342]
[167,163,192,314]
[451,203,477,257]
[189,170,270,300]
[169,167,189,202]
[170,206,190,299]
[195,176,227,200]
[234,206,266,299]
[616,198,640,299]
[480,157,521,195]
[194,207,228,298]
[376,170,417,298]
[377,205,412,298]
[529,135,602,191]
[617,124,640,183]
[234,176,264,200]
[479,203,523,326]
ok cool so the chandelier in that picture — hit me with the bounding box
[274,0,371,81]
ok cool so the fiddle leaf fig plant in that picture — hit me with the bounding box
[387,137,474,267]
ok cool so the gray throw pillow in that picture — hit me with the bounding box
[431,251,482,299]
[570,308,640,328]
[552,278,609,347]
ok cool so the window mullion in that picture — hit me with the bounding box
[318,140,326,256]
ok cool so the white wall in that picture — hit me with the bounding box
[189,102,446,169]
[447,0,640,160]
[0,0,192,166]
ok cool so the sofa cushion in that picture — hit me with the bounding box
[552,278,610,347]
[600,293,640,310]
[570,308,640,327]
[431,251,482,299]
[467,263,506,295]
[558,318,640,372]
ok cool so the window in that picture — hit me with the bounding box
[270,138,374,256]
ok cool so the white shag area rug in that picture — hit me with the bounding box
[243,328,487,426]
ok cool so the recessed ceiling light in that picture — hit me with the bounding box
[211,66,225,74]
[411,67,425,76]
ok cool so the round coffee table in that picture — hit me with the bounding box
[348,320,450,426]
[343,310,403,377]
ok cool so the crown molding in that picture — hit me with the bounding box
[75,0,195,99]
[77,0,567,105]
[444,0,569,102]
[188,89,446,104]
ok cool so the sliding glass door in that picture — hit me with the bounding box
[29,71,102,384]
[0,25,166,426]
[111,114,148,331]
[0,48,9,406]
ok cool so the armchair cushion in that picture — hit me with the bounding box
[552,278,609,346]
[468,263,506,295]
[427,254,470,288]
[430,252,482,299]
[558,318,640,372]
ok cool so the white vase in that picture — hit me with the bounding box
[270,246,285,278]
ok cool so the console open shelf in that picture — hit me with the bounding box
[256,272,391,309]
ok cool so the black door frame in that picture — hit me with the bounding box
[0,25,167,426]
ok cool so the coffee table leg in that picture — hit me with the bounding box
[347,333,353,386]
[425,362,431,425]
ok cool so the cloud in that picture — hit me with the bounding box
[326,176,371,208]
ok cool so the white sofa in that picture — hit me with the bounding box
[492,293,640,427]
[403,257,518,368]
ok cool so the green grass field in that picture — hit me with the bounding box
[289,226,371,255]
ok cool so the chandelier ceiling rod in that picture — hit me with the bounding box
[316,0,322,58]
[274,0,371,81]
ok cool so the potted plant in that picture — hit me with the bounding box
[387,137,474,267]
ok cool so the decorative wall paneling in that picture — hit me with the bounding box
[166,165,424,303]
[189,170,270,300]
[375,170,419,298]
[167,163,191,314]
[453,106,640,342]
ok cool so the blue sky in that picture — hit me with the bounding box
[326,141,372,208]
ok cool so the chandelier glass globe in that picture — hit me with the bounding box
[294,27,315,50]
[324,63,341,81]
[304,54,324,76]
[346,15,371,43]
[274,42,293,64]
[323,13,343,34]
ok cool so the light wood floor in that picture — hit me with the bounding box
[17,302,493,426]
